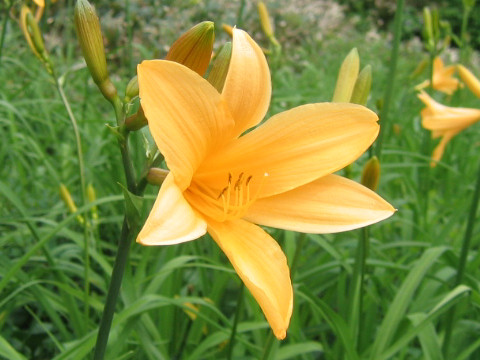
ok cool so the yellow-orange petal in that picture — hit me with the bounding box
[197,103,379,198]
[244,174,394,233]
[430,132,456,167]
[33,0,45,7]
[222,28,271,138]
[458,64,480,99]
[207,218,293,339]
[137,173,207,245]
[138,60,234,190]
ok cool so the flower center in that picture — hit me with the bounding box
[186,172,268,222]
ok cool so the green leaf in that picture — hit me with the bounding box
[118,182,143,229]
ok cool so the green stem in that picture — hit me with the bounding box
[93,218,134,360]
[0,4,11,67]
[93,96,141,359]
[349,227,369,352]
[261,332,275,360]
[374,0,404,159]
[290,233,306,281]
[55,76,91,328]
[226,283,245,360]
[442,157,480,357]
[459,4,471,63]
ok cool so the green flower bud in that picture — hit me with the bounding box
[25,10,45,56]
[147,168,169,186]
[332,48,359,102]
[74,0,117,101]
[125,75,139,101]
[361,156,381,192]
[125,106,147,131]
[166,21,215,76]
[207,42,232,92]
[350,65,372,106]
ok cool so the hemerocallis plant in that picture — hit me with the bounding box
[415,57,462,95]
[418,91,480,166]
[137,28,395,339]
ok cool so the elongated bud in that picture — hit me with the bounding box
[332,48,359,102]
[24,8,46,58]
[350,65,372,106]
[125,75,139,102]
[422,7,434,49]
[207,42,232,92]
[258,1,274,38]
[60,184,84,224]
[361,156,381,192]
[147,168,169,186]
[74,0,117,101]
[20,6,41,59]
[166,21,215,76]
[86,183,98,221]
[457,65,480,99]
[125,105,147,131]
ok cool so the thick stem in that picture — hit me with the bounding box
[442,158,480,357]
[374,0,405,159]
[93,96,141,359]
[226,283,245,360]
[93,218,134,360]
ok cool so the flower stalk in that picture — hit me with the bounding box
[442,156,480,357]
[374,0,405,159]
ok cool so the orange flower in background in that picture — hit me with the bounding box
[137,28,395,339]
[418,91,480,167]
[415,57,462,95]
[457,64,480,99]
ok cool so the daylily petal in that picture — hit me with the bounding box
[208,218,293,339]
[137,173,207,245]
[196,103,379,198]
[244,174,395,233]
[33,0,45,7]
[138,60,234,190]
[222,28,271,138]
[430,132,456,167]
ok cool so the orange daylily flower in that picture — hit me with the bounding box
[415,57,462,95]
[418,91,480,166]
[137,28,395,339]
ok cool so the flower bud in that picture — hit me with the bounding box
[60,184,84,224]
[20,6,41,59]
[457,64,480,99]
[350,65,372,106]
[74,0,117,101]
[258,1,274,38]
[332,48,359,102]
[166,21,215,76]
[222,24,233,37]
[207,42,232,92]
[361,156,380,192]
[422,7,434,47]
[125,105,147,131]
[147,168,169,186]
[87,183,98,221]
[125,75,139,102]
